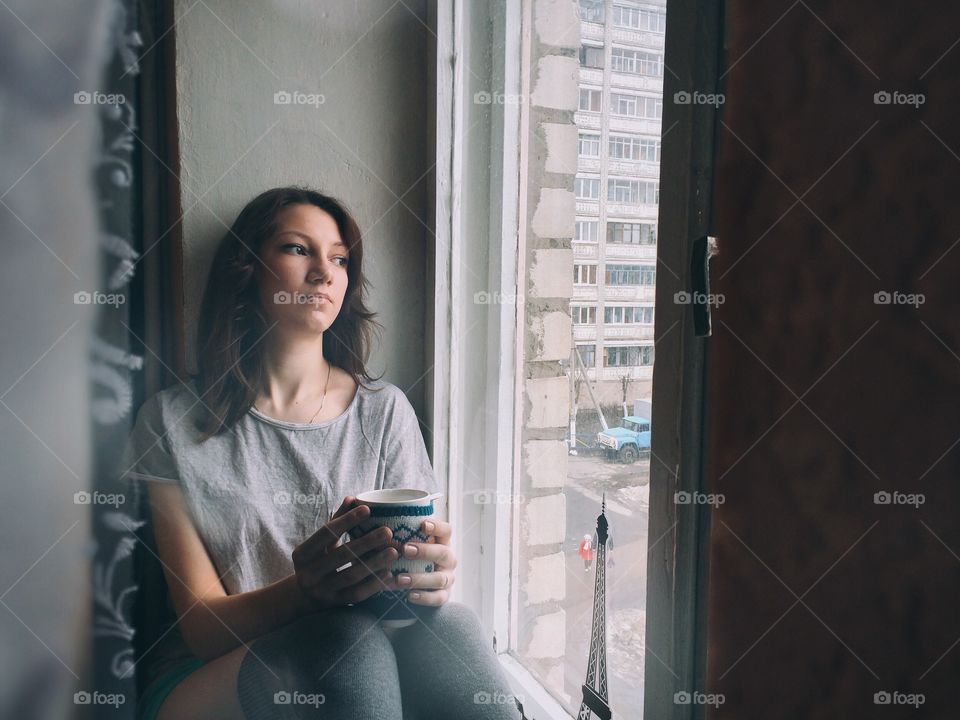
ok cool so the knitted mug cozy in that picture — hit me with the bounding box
[348,499,436,622]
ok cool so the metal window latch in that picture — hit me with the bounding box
[690,235,718,337]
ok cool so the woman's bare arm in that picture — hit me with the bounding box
[147,481,311,662]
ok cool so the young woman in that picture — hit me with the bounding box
[122,187,519,720]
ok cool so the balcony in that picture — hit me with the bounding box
[604,243,657,261]
[573,284,599,301]
[573,242,599,260]
[604,324,655,341]
[579,66,604,86]
[576,199,601,214]
[604,201,659,218]
[608,159,661,178]
[611,28,666,50]
[574,111,602,130]
[605,285,656,302]
[578,157,601,173]
[609,116,662,136]
[609,72,664,94]
[573,323,597,341]
[581,20,604,42]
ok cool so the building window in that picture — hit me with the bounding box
[576,219,599,242]
[604,344,656,366]
[607,179,660,205]
[604,305,655,324]
[609,135,661,162]
[574,264,598,284]
[578,133,601,157]
[608,221,657,245]
[576,343,597,366]
[579,87,603,112]
[579,44,605,69]
[611,48,664,77]
[578,0,605,23]
[611,91,662,119]
[612,4,666,32]
[572,305,597,324]
[606,263,656,285]
[576,176,601,200]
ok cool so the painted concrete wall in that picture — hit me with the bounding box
[173,0,432,415]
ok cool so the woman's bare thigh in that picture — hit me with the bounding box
[156,645,247,720]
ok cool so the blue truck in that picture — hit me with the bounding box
[597,416,651,463]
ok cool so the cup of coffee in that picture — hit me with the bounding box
[348,488,442,628]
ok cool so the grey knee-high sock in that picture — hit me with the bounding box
[390,603,522,720]
[236,607,404,719]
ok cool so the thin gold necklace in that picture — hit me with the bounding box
[305,360,334,424]
[257,361,333,424]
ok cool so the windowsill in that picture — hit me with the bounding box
[498,654,576,720]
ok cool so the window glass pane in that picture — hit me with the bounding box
[515,2,668,716]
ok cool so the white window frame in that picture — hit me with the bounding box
[575,218,599,242]
[579,86,603,112]
[578,132,601,158]
[435,1,719,718]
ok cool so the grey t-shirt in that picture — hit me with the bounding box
[119,376,441,686]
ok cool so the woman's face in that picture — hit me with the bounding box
[255,203,350,335]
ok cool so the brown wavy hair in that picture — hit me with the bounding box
[192,186,384,441]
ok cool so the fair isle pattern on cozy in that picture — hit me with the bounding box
[348,502,436,620]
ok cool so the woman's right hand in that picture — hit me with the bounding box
[291,496,398,611]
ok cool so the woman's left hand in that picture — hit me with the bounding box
[390,519,456,606]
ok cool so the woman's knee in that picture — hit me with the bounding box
[237,607,403,718]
